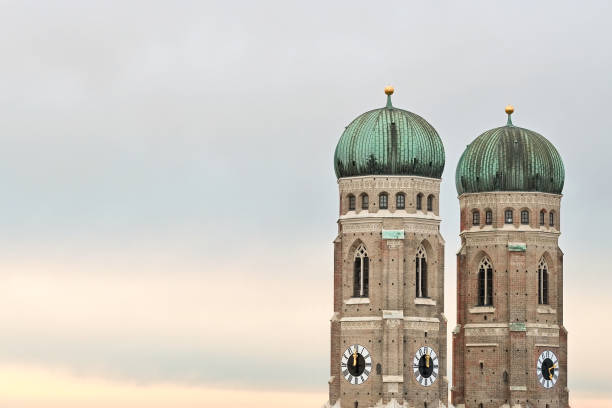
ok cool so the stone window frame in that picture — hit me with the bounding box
[415,245,428,298]
[347,194,356,211]
[472,209,480,226]
[396,192,405,209]
[504,208,514,224]
[353,244,369,298]
[477,257,493,306]
[426,194,434,212]
[378,192,389,210]
[549,210,555,227]
[485,209,493,225]
[416,193,423,211]
[538,257,549,305]
[360,193,369,210]
[520,209,530,225]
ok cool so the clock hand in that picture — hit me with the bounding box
[353,346,358,367]
[548,364,557,377]
[425,350,430,368]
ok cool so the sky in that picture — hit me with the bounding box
[0,1,611,407]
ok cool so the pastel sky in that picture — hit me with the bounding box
[1,1,611,407]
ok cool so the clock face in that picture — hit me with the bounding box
[537,350,559,388]
[413,346,439,386]
[341,344,372,385]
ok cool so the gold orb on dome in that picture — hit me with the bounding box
[505,105,514,114]
[384,86,394,96]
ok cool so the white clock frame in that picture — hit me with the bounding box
[341,344,372,385]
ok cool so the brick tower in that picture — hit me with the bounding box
[451,106,570,408]
[325,87,448,408]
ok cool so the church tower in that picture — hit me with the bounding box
[327,87,448,408]
[451,106,569,408]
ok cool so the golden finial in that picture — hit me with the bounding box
[384,86,395,95]
[505,105,514,126]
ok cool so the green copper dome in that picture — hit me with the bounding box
[334,89,445,179]
[456,108,565,195]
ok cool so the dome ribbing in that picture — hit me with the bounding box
[456,110,564,195]
[334,90,445,179]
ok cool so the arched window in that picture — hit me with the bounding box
[540,210,546,226]
[478,257,493,306]
[416,193,423,210]
[505,209,514,224]
[353,244,369,298]
[348,194,356,211]
[485,210,493,225]
[521,210,529,225]
[549,211,555,226]
[427,194,434,211]
[538,257,549,305]
[376,363,382,375]
[396,193,405,209]
[415,245,428,298]
[472,210,480,226]
[379,193,388,209]
[361,194,369,210]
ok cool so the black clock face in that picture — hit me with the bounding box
[341,345,372,385]
[347,353,366,377]
[418,355,434,378]
[542,358,554,380]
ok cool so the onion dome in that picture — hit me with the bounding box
[456,106,565,195]
[334,87,445,179]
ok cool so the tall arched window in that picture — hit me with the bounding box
[521,210,529,225]
[505,209,514,224]
[485,210,493,225]
[415,245,428,298]
[427,194,434,211]
[353,244,369,298]
[361,194,369,210]
[396,193,405,209]
[348,194,356,211]
[472,210,480,226]
[540,210,546,226]
[416,193,423,210]
[478,257,493,306]
[538,257,549,305]
[379,193,388,209]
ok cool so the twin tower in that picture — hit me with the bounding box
[326,88,569,408]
